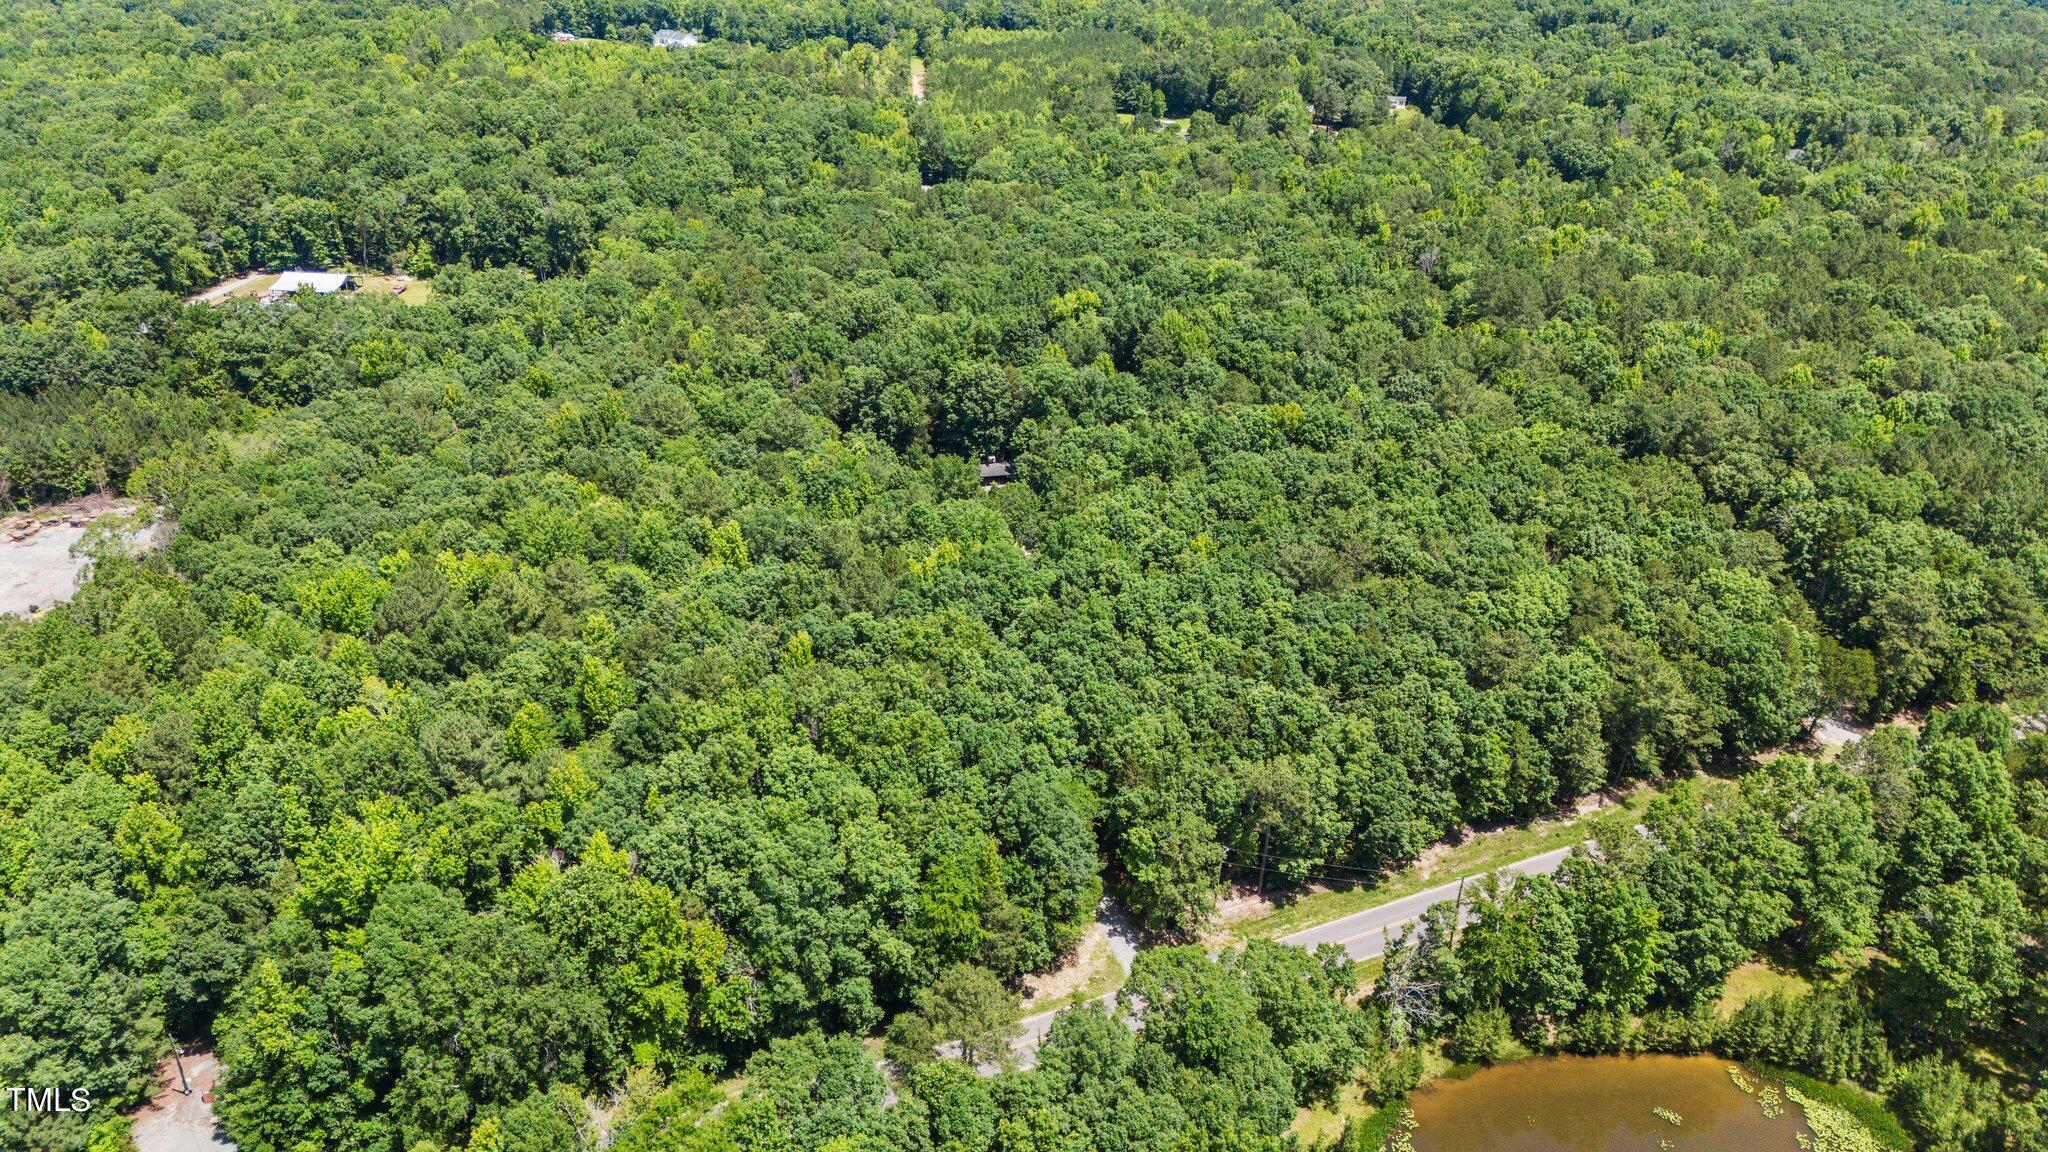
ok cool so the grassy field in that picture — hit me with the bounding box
[1113,112,1192,136]
[220,272,280,298]
[354,274,433,304]
[1716,962,1814,1017]
[1235,785,1664,942]
[1290,1080,1384,1149]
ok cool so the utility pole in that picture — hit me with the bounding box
[173,1046,191,1095]
[1454,875,1468,942]
[1255,828,1268,897]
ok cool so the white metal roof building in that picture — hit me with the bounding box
[652,29,701,47]
[271,271,353,294]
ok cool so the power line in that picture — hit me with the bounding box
[1217,854,1412,893]
[1229,845,1386,876]
[1222,861,1382,889]
[1226,847,1392,881]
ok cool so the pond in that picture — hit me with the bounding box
[1409,1054,1813,1152]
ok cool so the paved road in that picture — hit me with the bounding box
[989,709,2048,1071]
[1810,708,2045,751]
[1278,843,1583,962]
[1012,987,1115,1060]
[996,844,1585,1069]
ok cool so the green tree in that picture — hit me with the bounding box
[1559,855,1662,1015]
[0,886,161,1152]
[1881,876,2026,1050]
[1116,792,1224,936]
[893,963,1018,1068]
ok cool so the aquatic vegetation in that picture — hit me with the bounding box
[1654,1107,1684,1126]
[1759,1085,1784,1118]
[1787,1087,1885,1152]
[1728,1067,1755,1094]
[1384,1107,1419,1152]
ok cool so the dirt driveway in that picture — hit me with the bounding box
[132,1052,235,1152]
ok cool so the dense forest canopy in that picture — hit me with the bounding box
[0,0,2044,1148]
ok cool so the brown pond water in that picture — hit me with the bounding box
[1409,1055,1812,1152]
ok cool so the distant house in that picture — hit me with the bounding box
[979,456,1014,488]
[550,30,577,42]
[270,270,353,295]
[1386,94,1408,113]
[652,29,701,48]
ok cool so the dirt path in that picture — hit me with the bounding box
[1016,908,1128,1014]
[910,58,925,103]
[133,1052,235,1152]
[186,272,268,304]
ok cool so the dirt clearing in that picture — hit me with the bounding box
[133,1051,235,1152]
[1,497,166,619]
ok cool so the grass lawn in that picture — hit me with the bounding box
[223,272,281,298]
[355,274,434,304]
[1717,962,1813,1017]
[1290,1080,1384,1150]
[1352,954,1386,991]
[1113,112,1191,136]
[1235,784,1664,943]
